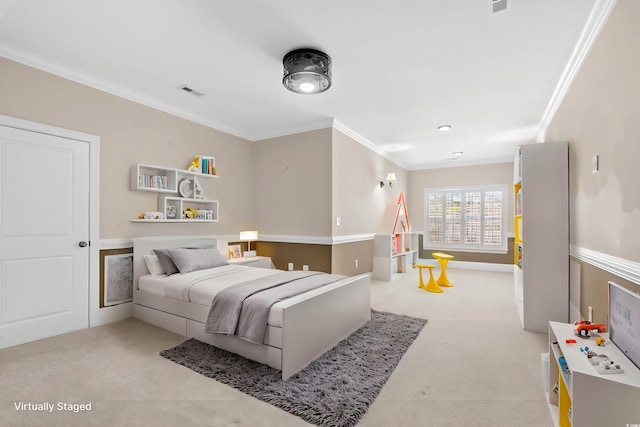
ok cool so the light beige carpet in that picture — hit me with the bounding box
[0,267,552,427]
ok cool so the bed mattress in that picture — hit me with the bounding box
[138,264,346,328]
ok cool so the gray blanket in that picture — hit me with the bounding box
[204,270,346,344]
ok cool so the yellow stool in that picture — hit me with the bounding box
[412,264,442,293]
[432,252,454,287]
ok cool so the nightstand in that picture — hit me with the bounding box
[227,256,273,269]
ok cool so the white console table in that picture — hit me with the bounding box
[546,321,640,427]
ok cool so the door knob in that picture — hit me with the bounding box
[78,241,88,247]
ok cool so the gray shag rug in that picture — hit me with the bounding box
[160,309,427,427]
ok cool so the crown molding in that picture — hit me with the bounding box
[332,119,409,170]
[538,0,617,141]
[0,43,408,160]
[332,120,382,156]
[249,118,334,142]
[3,41,539,172]
[0,43,255,141]
[407,156,515,171]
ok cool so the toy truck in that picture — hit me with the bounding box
[574,320,606,338]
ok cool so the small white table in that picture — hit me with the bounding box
[227,256,273,269]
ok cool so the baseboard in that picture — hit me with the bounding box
[416,259,513,273]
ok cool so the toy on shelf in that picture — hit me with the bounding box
[187,157,199,172]
[193,176,206,199]
[580,346,608,363]
[187,155,216,175]
[138,211,165,220]
[580,346,624,374]
[183,208,198,219]
[574,320,606,338]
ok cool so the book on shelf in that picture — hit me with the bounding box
[392,234,403,254]
[515,188,522,215]
[196,155,216,176]
[139,174,167,189]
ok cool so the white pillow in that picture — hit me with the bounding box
[144,254,165,276]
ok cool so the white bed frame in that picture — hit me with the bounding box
[132,236,371,380]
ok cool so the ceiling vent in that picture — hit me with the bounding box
[178,85,205,97]
[492,0,508,14]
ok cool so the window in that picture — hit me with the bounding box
[424,185,507,252]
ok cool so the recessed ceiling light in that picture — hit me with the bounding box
[438,125,452,132]
[453,151,463,156]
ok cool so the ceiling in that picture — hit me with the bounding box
[0,0,603,170]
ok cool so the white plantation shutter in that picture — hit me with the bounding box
[465,192,481,245]
[427,193,443,243]
[424,185,507,252]
[445,193,461,244]
[484,190,502,246]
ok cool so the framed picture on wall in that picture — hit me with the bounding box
[104,253,134,306]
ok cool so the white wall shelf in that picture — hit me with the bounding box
[372,232,419,281]
[130,162,219,222]
[131,162,217,193]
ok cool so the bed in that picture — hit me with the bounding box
[132,236,371,380]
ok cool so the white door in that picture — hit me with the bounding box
[0,125,90,349]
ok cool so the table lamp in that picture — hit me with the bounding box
[239,230,258,257]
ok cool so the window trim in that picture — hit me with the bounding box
[423,184,508,254]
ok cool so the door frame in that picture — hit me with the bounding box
[0,114,101,326]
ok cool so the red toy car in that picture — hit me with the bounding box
[574,320,606,338]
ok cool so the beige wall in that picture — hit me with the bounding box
[252,129,332,237]
[545,0,640,263]
[544,0,640,318]
[256,241,332,273]
[331,241,374,276]
[572,257,638,325]
[0,57,254,239]
[331,129,408,236]
[408,162,514,235]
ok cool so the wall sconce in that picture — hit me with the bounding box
[380,172,397,188]
[239,230,258,257]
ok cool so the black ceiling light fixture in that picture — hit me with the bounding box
[282,48,332,94]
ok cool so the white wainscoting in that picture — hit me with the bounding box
[570,245,640,287]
